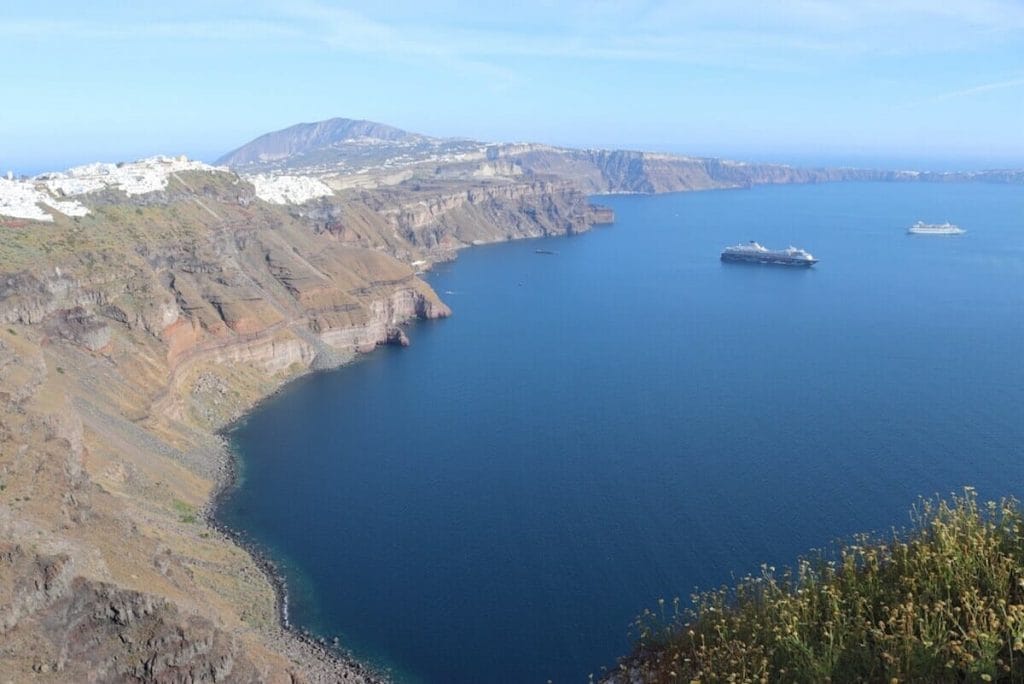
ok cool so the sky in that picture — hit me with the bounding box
[2,1,1023,173]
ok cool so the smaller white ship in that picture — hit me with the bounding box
[908,221,965,235]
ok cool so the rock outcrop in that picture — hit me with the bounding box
[1,543,272,682]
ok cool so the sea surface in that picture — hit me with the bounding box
[217,182,1024,683]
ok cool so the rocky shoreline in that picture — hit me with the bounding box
[205,424,389,683]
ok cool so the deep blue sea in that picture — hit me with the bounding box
[217,182,1024,683]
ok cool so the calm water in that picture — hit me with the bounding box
[218,182,1024,683]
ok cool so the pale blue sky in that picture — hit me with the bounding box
[2,1,1023,173]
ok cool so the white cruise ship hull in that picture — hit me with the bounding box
[908,228,965,235]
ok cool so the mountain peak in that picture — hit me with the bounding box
[216,117,424,168]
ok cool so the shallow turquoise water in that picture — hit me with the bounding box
[219,182,1024,683]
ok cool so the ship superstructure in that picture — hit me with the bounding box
[908,221,965,235]
[720,241,817,266]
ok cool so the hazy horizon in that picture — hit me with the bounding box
[6,123,1024,178]
[3,2,1024,174]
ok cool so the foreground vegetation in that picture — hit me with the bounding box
[619,489,1024,683]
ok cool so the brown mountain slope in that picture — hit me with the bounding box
[0,166,604,680]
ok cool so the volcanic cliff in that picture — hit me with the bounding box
[0,154,604,681]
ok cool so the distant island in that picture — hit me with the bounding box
[1,117,1022,680]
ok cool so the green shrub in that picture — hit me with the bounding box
[172,499,197,524]
[620,489,1024,683]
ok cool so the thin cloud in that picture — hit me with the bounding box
[273,0,1024,64]
[4,1,1024,70]
[927,76,1024,103]
[0,18,301,42]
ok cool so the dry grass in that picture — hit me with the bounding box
[621,489,1024,683]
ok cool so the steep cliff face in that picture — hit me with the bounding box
[0,154,618,681]
[301,177,605,263]
[0,169,462,682]
[493,146,847,193]
[372,179,597,248]
[483,144,1024,194]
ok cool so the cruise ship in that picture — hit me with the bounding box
[720,241,817,266]
[908,221,965,235]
